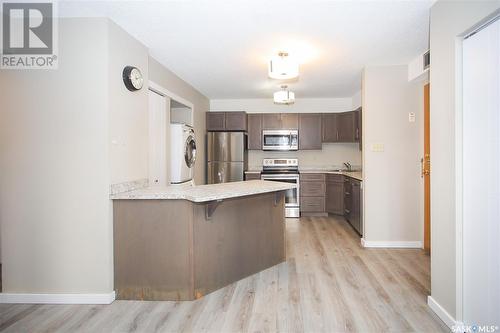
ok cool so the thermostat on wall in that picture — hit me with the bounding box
[409,112,416,122]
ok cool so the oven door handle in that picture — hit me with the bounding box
[261,175,299,180]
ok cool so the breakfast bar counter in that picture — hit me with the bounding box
[110,180,294,301]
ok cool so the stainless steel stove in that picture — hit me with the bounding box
[261,158,300,218]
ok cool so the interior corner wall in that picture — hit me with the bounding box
[429,0,500,321]
[362,65,424,245]
[108,20,149,185]
[148,57,210,185]
[0,18,113,293]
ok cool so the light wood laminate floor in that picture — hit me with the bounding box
[0,216,448,332]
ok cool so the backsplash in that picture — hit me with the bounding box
[248,143,362,170]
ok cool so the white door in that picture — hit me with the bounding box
[463,18,500,327]
[148,89,169,187]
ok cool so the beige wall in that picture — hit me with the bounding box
[149,57,209,185]
[210,98,362,170]
[362,65,424,244]
[0,18,113,293]
[429,0,500,320]
[0,17,209,295]
[108,21,149,185]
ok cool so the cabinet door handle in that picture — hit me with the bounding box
[345,192,350,195]
[345,209,350,214]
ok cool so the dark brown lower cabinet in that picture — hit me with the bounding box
[300,173,362,231]
[344,178,362,236]
[326,175,344,215]
[343,177,351,218]
[300,196,325,213]
[300,173,326,215]
[245,172,261,181]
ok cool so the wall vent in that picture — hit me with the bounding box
[423,51,430,70]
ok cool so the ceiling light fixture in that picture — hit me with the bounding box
[274,85,295,105]
[268,52,299,80]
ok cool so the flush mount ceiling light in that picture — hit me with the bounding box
[274,85,295,105]
[268,52,299,80]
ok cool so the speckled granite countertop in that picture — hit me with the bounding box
[299,169,363,181]
[110,180,296,202]
[244,169,362,181]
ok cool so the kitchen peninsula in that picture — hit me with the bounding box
[110,180,295,301]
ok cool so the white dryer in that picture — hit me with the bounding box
[170,124,197,184]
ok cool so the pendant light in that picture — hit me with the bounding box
[274,85,295,105]
[268,52,299,80]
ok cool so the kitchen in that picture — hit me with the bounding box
[206,109,363,235]
[0,1,499,332]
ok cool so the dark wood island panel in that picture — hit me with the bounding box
[113,192,286,301]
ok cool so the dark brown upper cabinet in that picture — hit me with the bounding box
[206,112,247,132]
[206,112,226,131]
[262,113,298,130]
[355,107,362,150]
[337,111,356,142]
[262,113,282,129]
[281,113,299,129]
[247,113,263,150]
[322,110,361,145]
[299,113,322,150]
[322,113,339,142]
[225,112,247,131]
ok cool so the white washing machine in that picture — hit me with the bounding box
[170,124,197,184]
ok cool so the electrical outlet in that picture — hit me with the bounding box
[371,143,384,152]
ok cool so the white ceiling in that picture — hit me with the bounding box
[59,0,433,99]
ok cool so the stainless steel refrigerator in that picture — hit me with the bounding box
[207,132,248,184]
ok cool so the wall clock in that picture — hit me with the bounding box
[122,66,143,91]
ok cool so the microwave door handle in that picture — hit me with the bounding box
[289,134,293,149]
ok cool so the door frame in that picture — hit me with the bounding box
[454,11,500,324]
[423,84,430,253]
[149,81,195,125]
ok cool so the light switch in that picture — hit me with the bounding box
[371,143,384,152]
[409,112,416,122]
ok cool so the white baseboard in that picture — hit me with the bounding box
[361,238,423,248]
[0,291,115,304]
[427,296,457,329]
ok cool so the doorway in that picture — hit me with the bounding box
[148,81,196,186]
[148,88,169,187]
[462,16,500,327]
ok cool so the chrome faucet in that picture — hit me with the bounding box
[343,162,352,171]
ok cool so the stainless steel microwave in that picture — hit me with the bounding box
[262,129,299,151]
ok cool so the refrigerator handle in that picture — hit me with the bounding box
[218,169,224,183]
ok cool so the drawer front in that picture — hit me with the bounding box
[300,173,326,182]
[300,197,325,212]
[326,174,344,183]
[300,181,325,197]
[245,173,261,181]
